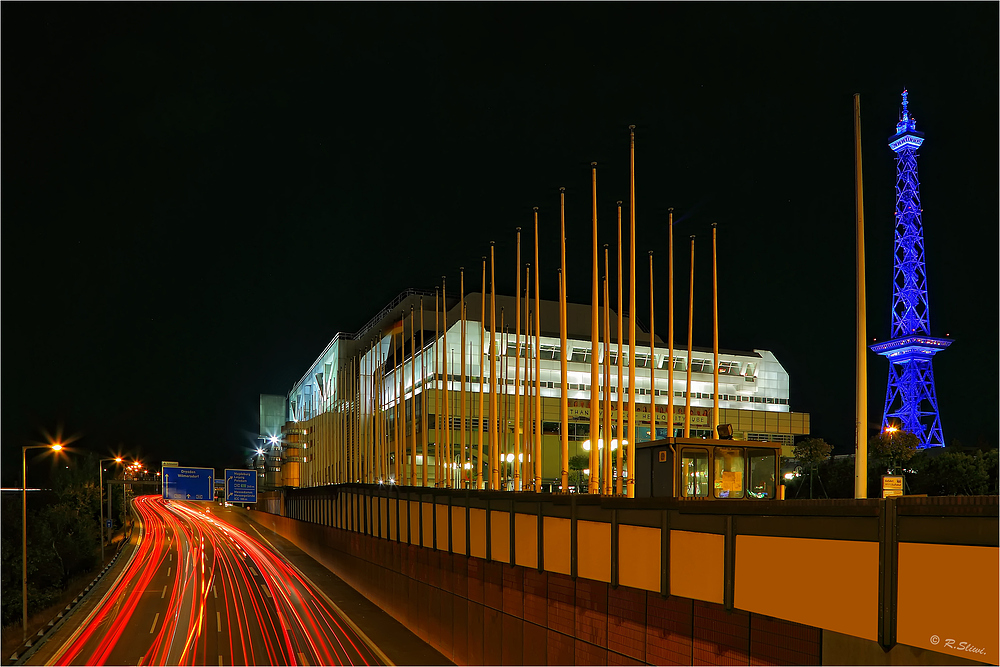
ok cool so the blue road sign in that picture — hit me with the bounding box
[162,466,214,501]
[106,519,112,528]
[225,469,257,503]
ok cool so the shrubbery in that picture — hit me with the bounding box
[1,454,104,628]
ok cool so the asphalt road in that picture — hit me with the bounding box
[39,496,385,666]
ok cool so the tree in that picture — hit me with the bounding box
[869,429,919,475]
[568,454,589,493]
[792,438,832,499]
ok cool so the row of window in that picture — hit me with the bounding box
[681,446,776,499]
[500,343,753,376]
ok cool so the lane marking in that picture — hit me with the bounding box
[213,584,218,599]
[161,585,167,599]
[169,553,172,562]
[137,658,144,666]
[297,652,308,666]
[167,566,171,577]
[149,612,160,634]
[216,611,221,632]
[218,656,223,666]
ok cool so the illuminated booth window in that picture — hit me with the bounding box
[681,448,709,498]
[748,448,776,499]
[713,447,745,499]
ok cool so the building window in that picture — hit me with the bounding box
[748,448,776,499]
[713,447,745,499]
[681,448,709,498]
[719,361,741,375]
[571,347,591,363]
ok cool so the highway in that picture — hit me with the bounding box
[45,495,384,666]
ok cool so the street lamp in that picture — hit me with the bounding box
[22,442,63,642]
[99,458,123,563]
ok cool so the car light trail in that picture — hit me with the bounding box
[50,495,381,666]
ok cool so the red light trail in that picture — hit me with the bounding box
[48,496,383,666]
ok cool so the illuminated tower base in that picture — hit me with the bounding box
[871,91,951,448]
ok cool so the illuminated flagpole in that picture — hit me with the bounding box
[521,264,535,490]
[514,228,522,491]
[684,236,695,438]
[489,242,498,490]
[478,257,486,489]
[616,201,624,495]
[854,93,868,499]
[410,305,417,486]
[603,246,612,495]
[650,250,656,446]
[524,264,531,490]
[559,188,569,493]
[589,162,599,495]
[668,208,674,440]
[627,125,637,498]
[442,276,450,488]
[435,286,442,486]
[394,323,401,481]
[420,297,427,487]
[533,207,542,492]
[460,268,467,488]
[398,317,406,483]
[375,339,382,482]
[500,309,506,489]
[712,224,720,434]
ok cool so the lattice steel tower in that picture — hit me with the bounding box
[870,90,951,448]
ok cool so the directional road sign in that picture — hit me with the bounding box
[162,466,214,501]
[225,469,257,503]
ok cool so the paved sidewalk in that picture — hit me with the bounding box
[210,504,452,667]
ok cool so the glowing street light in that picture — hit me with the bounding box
[99,457,124,563]
[22,442,64,642]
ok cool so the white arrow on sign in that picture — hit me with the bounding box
[186,494,191,499]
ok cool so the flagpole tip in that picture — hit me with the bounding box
[649,250,654,256]
[516,227,521,232]
[559,186,566,193]
[532,206,538,212]
[668,207,674,212]
[711,222,718,228]
[617,200,622,206]
[591,161,597,167]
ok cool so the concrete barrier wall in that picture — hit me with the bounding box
[250,508,822,665]
[255,486,997,665]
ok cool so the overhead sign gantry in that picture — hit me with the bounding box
[162,466,214,501]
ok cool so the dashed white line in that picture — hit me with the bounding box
[213,584,218,599]
[216,611,221,632]
[218,656,223,666]
[161,585,167,599]
[297,652,308,665]
[167,566,171,577]
[149,612,160,634]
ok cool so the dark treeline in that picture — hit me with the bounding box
[785,446,999,499]
[1,453,128,628]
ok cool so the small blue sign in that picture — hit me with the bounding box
[106,519,112,528]
[225,469,257,503]
[162,466,214,501]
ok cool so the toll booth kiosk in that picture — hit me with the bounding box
[634,437,781,500]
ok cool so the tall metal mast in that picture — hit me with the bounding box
[870,90,951,448]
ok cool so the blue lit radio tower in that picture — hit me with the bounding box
[870,90,952,448]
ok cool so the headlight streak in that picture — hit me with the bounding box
[51,496,380,666]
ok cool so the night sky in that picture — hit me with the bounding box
[4,4,997,486]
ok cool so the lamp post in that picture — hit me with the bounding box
[99,458,123,563]
[22,442,63,642]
